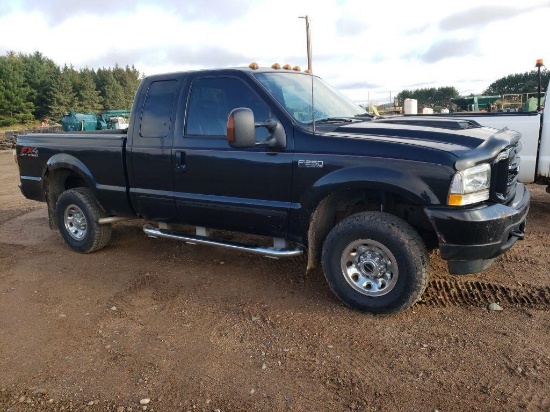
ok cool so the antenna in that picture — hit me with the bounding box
[311,72,315,133]
[299,15,315,132]
[298,15,312,72]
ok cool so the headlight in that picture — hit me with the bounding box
[448,163,491,206]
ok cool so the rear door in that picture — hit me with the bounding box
[128,77,182,221]
[172,75,293,238]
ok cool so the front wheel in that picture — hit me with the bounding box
[55,187,112,253]
[321,212,429,314]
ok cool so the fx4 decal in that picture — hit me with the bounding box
[20,147,38,157]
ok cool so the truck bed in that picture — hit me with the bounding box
[17,130,131,217]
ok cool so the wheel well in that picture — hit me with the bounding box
[306,189,435,271]
[44,168,90,229]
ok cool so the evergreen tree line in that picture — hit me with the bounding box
[483,69,550,96]
[2,50,548,127]
[395,69,549,109]
[396,86,460,109]
[0,51,142,127]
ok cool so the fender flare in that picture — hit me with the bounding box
[43,153,98,229]
[45,153,96,190]
[303,166,441,271]
[303,165,441,214]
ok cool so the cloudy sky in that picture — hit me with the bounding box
[0,0,548,104]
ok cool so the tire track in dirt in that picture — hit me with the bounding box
[420,277,550,309]
[104,241,550,312]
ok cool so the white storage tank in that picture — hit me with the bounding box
[404,99,418,114]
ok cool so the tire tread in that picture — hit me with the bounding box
[321,212,429,314]
[56,187,112,253]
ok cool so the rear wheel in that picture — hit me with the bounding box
[55,188,112,253]
[321,212,429,314]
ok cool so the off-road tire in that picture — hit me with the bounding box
[321,212,429,314]
[55,187,112,253]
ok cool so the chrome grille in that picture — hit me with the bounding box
[492,142,520,203]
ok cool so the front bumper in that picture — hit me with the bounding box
[424,183,530,274]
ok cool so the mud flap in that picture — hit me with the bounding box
[448,258,495,275]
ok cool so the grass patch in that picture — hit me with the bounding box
[0,121,40,134]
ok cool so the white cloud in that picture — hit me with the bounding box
[0,0,548,103]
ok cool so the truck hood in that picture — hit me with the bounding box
[329,117,521,170]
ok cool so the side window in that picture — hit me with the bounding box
[185,77,270,138]
[140,79,178,138]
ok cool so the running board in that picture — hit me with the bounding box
[143,225,303,258]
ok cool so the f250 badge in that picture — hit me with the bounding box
[20,147,38,157]
[298,159,324,168]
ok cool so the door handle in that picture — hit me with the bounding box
[175,151,186,172]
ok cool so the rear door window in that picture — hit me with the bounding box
[140,79,178,138]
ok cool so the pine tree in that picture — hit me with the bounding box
[96,68,126,110]
[0,52,34,126]
[19,51,58,121]
[49,64,78,121]
[75,68,102,113]
[113,64,142,109]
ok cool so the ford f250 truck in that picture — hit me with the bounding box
[15,64,530,314]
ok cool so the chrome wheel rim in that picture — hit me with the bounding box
[340,239,398,296]
[64,204,87,240]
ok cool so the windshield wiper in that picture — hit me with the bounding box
[308,117,359,125]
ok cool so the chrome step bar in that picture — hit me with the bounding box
[143,225,303,258]
[98,216,136,224]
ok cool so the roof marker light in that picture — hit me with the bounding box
[249,62,259,70]
[282,64,291,70]
[292,66,301,71]
[271,63,281,69]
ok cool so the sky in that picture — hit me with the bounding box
[0,0,548,105]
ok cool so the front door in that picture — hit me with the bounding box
[172,76,293,238]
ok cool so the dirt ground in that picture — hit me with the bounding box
[0,149,549,411]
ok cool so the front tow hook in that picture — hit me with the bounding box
[510,229,525,240]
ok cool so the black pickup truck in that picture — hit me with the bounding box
[16,64,530,314]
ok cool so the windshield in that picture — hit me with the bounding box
[254,72,368,125]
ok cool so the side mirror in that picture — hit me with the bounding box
[227,108,286,149]
[227,108,256,148]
